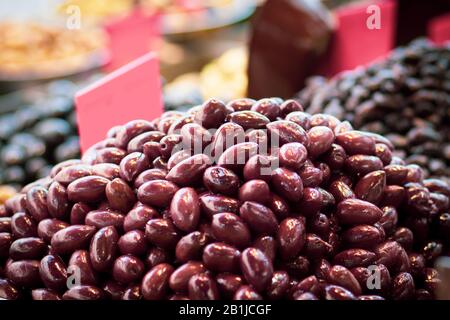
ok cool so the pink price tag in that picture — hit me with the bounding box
[75,52,163,153]
[319,0,397,77]
[429,12,450,45]
[104,10,161,72]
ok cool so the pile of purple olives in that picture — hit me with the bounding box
[0,97,448,300]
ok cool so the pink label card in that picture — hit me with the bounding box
[319,0,397,77]
[429,12,450,45]
[104,9,161,72]
[75,52,163,153]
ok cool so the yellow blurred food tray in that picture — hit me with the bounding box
[0,22,109,83]
[60,0,255,35]
[0,185,17,205]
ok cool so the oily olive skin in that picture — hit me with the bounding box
[116,120,155,149]
[279,142,308,170]
[266,270,290,300]
[6,260,41,287]
[266,120,309,146]
[195,99,230,129]
[278,218,306,260]
[145,219,179,250]
[90,226,119,272]
[68,250,98,286]
[106,178,136,213]
[67,176,109,203]
[85,210,124,229]
[138,180,179,207]
[233,285,263,300]
[62,285,104,300]
[51,225,96,255]
[123,205,158,232]
[188,273,220,300]
[253,236,277,262]
[199,194,240,219]
[239,180,270,204]
[335,131,376,156]
[169,188,200,232]
[70,203,92,225]
[118,230,147,256]
[354,170,386,204]
[211,213,251,249]
[215,273,243,299]
[11,212,38,238]
[176,231,208,263]
[307,126,335,158]
[243,155,274,182]
[112,255,145,284]
[228,111,270,130]
[26,187,50,222]
[54,165,93,186]
[240,248,273,293]
[203,166,240,196]
[211,122,245,159]
[251,99,280,121]
[333,249,376,269]
[239,201,278,235]
[166,154,211,186]
[218,142,258,172]
[327,265,362,296]
[271,168,304,202]
[39,255,67,291]
[336,199,383,225]
[134,168,167,188]
[0,218,11,233]
[31,288,61,300]
[0,96,448,301]
[47,182,69,219]
[93,148,126,165]
[202,242,240,273]
[169,261,206,293]
[9,237,47,260]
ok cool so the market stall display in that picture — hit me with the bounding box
[0,97,448,300]
[297,39,450,184]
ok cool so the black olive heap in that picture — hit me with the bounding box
[297,39,450,184]
[0,82,80,187]
[0,97,449,300]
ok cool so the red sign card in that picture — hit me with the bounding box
[429,12,450,45]
[104,10,161,72]
[318,0,397,77]
[75,52,163,153]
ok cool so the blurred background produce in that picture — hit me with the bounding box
[0,80,80,188]
[0,0,258,195]
[0,22,107,82]
[0,185,17,204]
[164,46,248,109]
[296,39,450,184]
